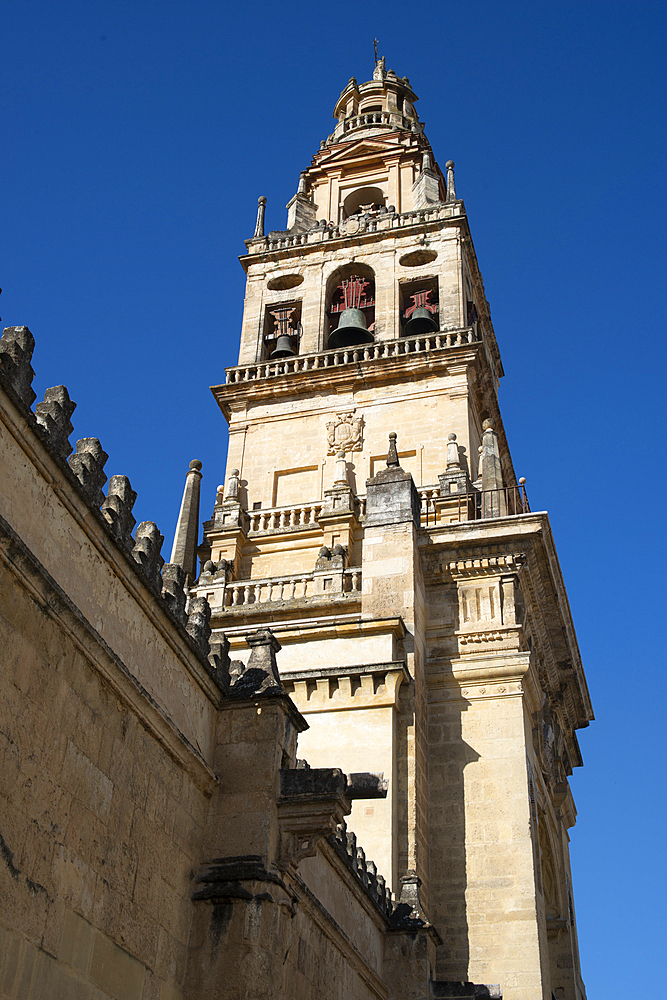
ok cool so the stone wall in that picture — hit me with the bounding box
[0,559,206,1000]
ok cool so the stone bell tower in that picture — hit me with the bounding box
[184,54,593,1000]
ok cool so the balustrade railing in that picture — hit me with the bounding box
[456,484,530,521]
[342,110,396,131]
[248,502,324,533]
[221,568,362,608]
[421,484,531,526]
[258,201,461,252]
[225,328,479,385]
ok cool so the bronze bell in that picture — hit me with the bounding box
[403,306,438,337]
[270,334,296,358]
[327,308,374,349]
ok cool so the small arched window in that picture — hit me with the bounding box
[342,186,387,219]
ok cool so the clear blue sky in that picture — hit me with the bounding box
[2,2,666,994]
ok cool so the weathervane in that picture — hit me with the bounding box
[373,37,379,65]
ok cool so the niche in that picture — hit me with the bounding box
[266,273,304,291]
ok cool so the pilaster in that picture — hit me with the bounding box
[362,446,429,911]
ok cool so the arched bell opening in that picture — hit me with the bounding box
[399,276,439,338]
[342,186,387,220]
[262,300,302,360]
[325,263,375,350]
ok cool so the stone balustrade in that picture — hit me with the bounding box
[220,568,362,608]
[248,502,324,534]
[340,110,400,132]
[418,485,440,512]
[254,201,463,253]
[224,328,479,385]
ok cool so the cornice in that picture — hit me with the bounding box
[420,513,593,735]
[239,207,468,272]
[219,614,406,649]
[212,341,480,419]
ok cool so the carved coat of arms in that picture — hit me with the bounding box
[326,412,364,455]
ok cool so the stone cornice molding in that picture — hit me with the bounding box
[447,553,526,579]
[213,341,480,419]
[284,662,409,713]
[420,514,593,737]
[239,205,467,271]
[220,613,406,649]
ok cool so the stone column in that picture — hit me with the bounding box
[169,459,202,584]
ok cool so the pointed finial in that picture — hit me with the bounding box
[446,432,461,470]
[445,161,457,204]
[297,172,307,195]
[254,196,267,238]
[372,41,386,81]
[169,459,203,584]
[225,468,240,500]
[387,432,399,468]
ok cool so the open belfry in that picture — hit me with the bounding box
[0,55,592,1000]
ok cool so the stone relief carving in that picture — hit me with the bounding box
[326,412,364,455]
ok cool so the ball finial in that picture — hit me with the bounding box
[189,459,202,471]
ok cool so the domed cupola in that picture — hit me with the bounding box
[328,50,421,145]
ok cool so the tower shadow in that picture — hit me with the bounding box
[429,687,479,981]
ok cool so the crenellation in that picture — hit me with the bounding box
[161,561,188,624]
[68,437,109,508]
[101,473,137,548]
[34,384,76,460]
[185,595,212,656]
[131,519,165,592]
[0,324,36,407]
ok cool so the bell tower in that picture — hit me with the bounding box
[189,55,593,1000]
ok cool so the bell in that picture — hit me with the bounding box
[403,306,438,337]
[270,334,296,358]
[327,308,374,349]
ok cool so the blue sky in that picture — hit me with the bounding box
[2,2,666,994]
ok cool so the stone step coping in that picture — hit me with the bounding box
[280,660,411,683]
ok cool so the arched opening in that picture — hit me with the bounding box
[325,263,375,350]
[342,186,387,219]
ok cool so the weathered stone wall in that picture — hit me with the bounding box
[0,562,207,1000]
